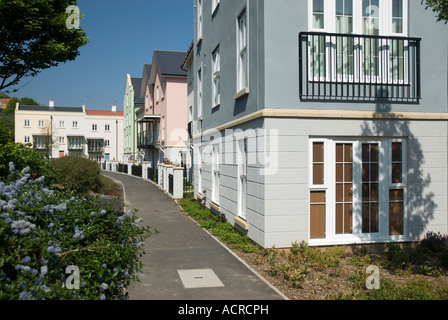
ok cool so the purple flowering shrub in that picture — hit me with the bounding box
[0,163,152,300]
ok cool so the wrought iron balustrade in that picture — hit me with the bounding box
[299,32,421,103]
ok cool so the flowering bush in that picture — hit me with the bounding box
[0,163,152,300]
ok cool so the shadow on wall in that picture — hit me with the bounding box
[360,98,437,241]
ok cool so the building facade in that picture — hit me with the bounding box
[15,101,123,162]
[137,50,188,167]
[192,0,448,248]
[123,75,144,163]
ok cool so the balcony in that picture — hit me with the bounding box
[87,139,104,153]
[137,131,160,148]
[299,32,421,103]
[33,135,50,150]
[67,136,85,151]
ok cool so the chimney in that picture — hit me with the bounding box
[49,99,54,108]
[111,104,117,112]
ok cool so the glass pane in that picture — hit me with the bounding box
[313,142,324,162]
[313,0,324,13]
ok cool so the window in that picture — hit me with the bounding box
[309,138,407,244]
[24,136,30,143]
[212,46,221,107]
[197,0,203,42]
[38,120,45,127]
[59,136,65,144]
[105,140,110,147]
[197,67,203,119]
[237,9,248,91]
[68,137,84,150]
[197,146,203,194]
[92,124,97,131]
[72,121,78,128]
[105,124,110,131]
[307,0,409,84]
[237,139,248,220]
[59,120,65,128]
[313,0,325,29]
[211,144,220,203]
[24,120,30,127]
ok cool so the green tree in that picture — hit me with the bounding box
[422,0,448,24]
[0,0,88,92]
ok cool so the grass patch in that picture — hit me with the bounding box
[178,198,259,253]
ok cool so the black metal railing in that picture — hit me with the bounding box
[137,131,159,148]
[147,167,158,183]
[168,174,174,195]
[131,165,142,177]
[299,32,421,103]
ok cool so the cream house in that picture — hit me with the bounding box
[15,100,123,162]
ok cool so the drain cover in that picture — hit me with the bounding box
[178,269,225,289]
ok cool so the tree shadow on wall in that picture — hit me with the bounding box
[360,99,437,241]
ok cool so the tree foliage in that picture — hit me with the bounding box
[422,0,448,24]
[0,0,88,92]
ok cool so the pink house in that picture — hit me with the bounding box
[137,50,188,167]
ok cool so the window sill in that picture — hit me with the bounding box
[196,36,203,47]
[234,216,248,231]
[233,87,249,101]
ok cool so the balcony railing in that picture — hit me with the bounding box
[299,32,421,103]
[137,131,159,148]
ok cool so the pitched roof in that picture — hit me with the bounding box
[86,110,124,116]
[153,50,187,77]
[18,105,84,113]
[131,77,145,105]
[140,64,152,98]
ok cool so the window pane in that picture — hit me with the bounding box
[313,0,324,29]
[313,142,324,184]
[310,191,326,239]
[389,189,404,235]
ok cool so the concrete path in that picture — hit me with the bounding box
[101,171,286,300]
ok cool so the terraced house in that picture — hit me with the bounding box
[15,100,123,162]
[192,0,448,248]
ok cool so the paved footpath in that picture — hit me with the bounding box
[101,171,287,300]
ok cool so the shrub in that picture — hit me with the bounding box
[52,156,102,194]
[0,142,54,184]
[0,163,152,300]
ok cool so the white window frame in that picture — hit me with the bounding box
[105,124,110,131]
[59,120,65,128]
[24,136,30,143]
[197,0,203,43]
[24,120,30,127]
[38,120,45,128]
[307,0,409,84]
[212,0,220,14]
[212,46,221,107]
[197,146,203,195]
[309,137,407,246]
[211,143,220,204]
[92,124,98,131]
[197,66,203,120]
[237,138,248,220]
[59,136,65,144]
[237,8,248,92]
[72,121,78,128]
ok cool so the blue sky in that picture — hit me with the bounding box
[9,0,193,110]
